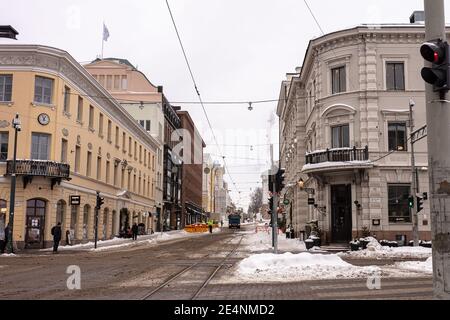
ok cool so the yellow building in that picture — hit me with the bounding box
[0,44,159,249]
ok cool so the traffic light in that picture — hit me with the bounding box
[420,39,450,93]
[416,196,424,213]
[95,191,104,210]
[408,196,414,208]
[275,169,285,193]
[268,174,274,193]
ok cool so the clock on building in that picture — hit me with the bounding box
[38,113,50,125]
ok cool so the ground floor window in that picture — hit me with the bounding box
[388,184,411,223]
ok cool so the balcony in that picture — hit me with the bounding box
[6,160,71,189]
[302,146,372,174]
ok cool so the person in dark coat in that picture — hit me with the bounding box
[131,223,138,240]
[51,222,62,253]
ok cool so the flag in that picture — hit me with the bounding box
[103,23,110,42]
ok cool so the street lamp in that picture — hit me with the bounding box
[7,114,21,254]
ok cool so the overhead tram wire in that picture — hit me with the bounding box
[164,0,240,193]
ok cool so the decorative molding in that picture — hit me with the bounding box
[107,153,111,160]
[321,103,357,118]
[76,135,81,145]
[87,143,93,150]
[62,128,69,137]
[98,147,102,156]
[0,120,10,128]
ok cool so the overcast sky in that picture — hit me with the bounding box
[0,0,444,209]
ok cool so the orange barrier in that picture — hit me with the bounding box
[184,223,219,233]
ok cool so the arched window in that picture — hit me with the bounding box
[70,205,79,241]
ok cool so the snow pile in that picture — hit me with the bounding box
[241,230,306,252]
[339,238,432,259]
[396,257,433,274]
[237,252,380,281]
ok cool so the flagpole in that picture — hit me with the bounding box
[101,22,104,59]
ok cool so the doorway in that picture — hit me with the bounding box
[331,184,352,242]
[25,199,46,249]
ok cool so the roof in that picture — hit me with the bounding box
[91,57,136,69]
[0,25,19,40]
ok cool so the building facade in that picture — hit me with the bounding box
[0,45,159,249]
[84,58,165,233]
[277,23,434,244]
[175,110,205,226]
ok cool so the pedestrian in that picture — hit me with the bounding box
[131,223,138,240]
[220,220,224,228]
[3,224,10,252]
[0,223,5,254]
[51,222,62,253]
[208,220,213,234]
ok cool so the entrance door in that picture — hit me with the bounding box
[331,185,352,242]
[25,199,46,249]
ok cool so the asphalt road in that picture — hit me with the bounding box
[0,225,433,300]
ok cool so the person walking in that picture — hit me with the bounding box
[131,223,138,240]
[0,223,5,254]
[51,222,62,253]
[208,220,213,234]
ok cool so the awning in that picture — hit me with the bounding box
[185,202,203,215]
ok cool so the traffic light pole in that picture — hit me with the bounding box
[409,101,419,247]
[270,144,278,254]
[94,206,98,249]
[424,0,450,299]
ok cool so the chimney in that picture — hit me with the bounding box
[410,11,425,24]
[157,86,163,93]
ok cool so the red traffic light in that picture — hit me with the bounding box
[421,41,446,64]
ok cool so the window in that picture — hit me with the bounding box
[159,123,162,140]
[0,132,8,161]
[106,160,111,184]
[146,120,151,131]
[127,171,131,190]
[114,75,120,90]
[134,141,137,160]
[115,126,120,147]
[139,145,142,163]
[388,123,407,151]
[86,151,92,177]
[31,133,50,160]
[75,146,81,173]
[388,184,411,223]
[152,155,155,171]
[386,62,405,91]
[331,124,349,148]
[331,66,346,94]
[121,75,127,90]
[0,74,12,102]
[107,120,112,142]
[63,86,70,113]
[34,76,53,104]
[77,96,83,122]
[128,136,131,155]
[61,139,68,163]
[144,150,147,166]
[114,162,118,186]
[133,174,136,192]
[98,113,104,137]
[89,105,94,129]
[138,176,141,194]
[121,168,125,189]
[139,120,145,128]
[97,156,102,180]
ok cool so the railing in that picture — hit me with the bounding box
[6,160,70,179]
[305,146,369,165]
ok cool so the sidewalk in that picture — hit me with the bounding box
[1,229,218,256]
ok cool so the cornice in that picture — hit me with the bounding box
[0,44,160,151]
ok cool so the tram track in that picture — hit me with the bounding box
[141,235,244,300]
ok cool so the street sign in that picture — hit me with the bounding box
[70,195,81,206]
[283,199,290,205]
[308,198,315,205]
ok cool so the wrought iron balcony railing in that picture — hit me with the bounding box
[6,159,70,179]
[305,146,369,165]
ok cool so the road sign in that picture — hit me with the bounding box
[283,199,290,205]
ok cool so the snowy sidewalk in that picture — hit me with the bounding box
[37,228,221,253]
